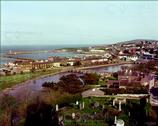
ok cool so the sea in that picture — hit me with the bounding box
[0,45,90,65]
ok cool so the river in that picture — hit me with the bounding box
[1,64,132,100]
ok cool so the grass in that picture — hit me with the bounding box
[0,68,62,91]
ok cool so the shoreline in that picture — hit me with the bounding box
[0,61,132,95]
[76,61,132,70]
[0,68,69,95]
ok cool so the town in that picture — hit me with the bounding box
[0,40,158,126]
[1,39,158,75]
[1,1,158,125]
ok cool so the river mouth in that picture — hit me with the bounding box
[1,64,132,100]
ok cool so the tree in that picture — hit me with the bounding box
[81,73,99,85]
[112,72,118,79]
[73,61,82,66]
[58,74,84,94]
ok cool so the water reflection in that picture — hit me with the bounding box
[87,64,132,73]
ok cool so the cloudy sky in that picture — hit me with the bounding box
[1,1,158,45]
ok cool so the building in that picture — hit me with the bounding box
[107,80,120,88]
[67,61,74,66]
[81,88,105,98]
[150,87,158,106]
[115,119,125,126]
[53,62,61,67]
[48,56,68,62]
[90,49,105,53]
[91,58,108,63]
[141,75,155,88]
[118,54,139,61]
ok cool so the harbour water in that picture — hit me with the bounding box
[0,45,90,64]
[8,51,83,60]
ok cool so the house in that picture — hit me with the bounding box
[48,56,68,62]
[150,87,158,106]
[77,49,82,53]
[67,61,74,66]
[0,68,7,76]
[118,54,139,61]
[31,61,54,70]
[140,75,155,89]
[91,58,108,63]
[0,68,12,75]
[90,49,105,53]
[103,53,112,59]
[142,52,156,59]
[118,70,140,82]
[119,79,141,89]
[107,80,120,88]
[127,55,139,61]
[53,62,61,67]
[81,88,105,98]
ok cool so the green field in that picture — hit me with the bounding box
[0,68,62,91]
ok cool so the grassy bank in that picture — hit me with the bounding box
[0,68,62,91]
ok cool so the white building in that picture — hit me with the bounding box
[90,49,105,53]
[53,62,61,67]
[77,49,82,52]
[116,119,125,126]
[67,61,74,66]
[118,54,139,61]
[82,88,105,98]
[103,53,112,58]
[91,58,108,63]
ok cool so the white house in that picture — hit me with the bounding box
[91,58,108,63]
[82,88,105,98]
[118,54,138,61]
[67,61,74,66]
[53,62,61,67]
[103,53,112,58]
[90,49,105,53]
[127,55,139,61]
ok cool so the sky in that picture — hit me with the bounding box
[1,1,158,45]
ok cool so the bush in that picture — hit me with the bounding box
[73,61,82,66]
[81,73,100,85]
[0,95,17,126]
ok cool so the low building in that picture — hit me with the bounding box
[48,56,68,62]
[116,119,125,126]
[90,49,105,53]
[118,54,139,61]
[107,80,120,88]
[141,75,155,88]
[53,62,61,67]
[150,87,158,106]
[91,58,108,63]
[119,80,141,89]
[67,61,74,66]
[82,88,105,98]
